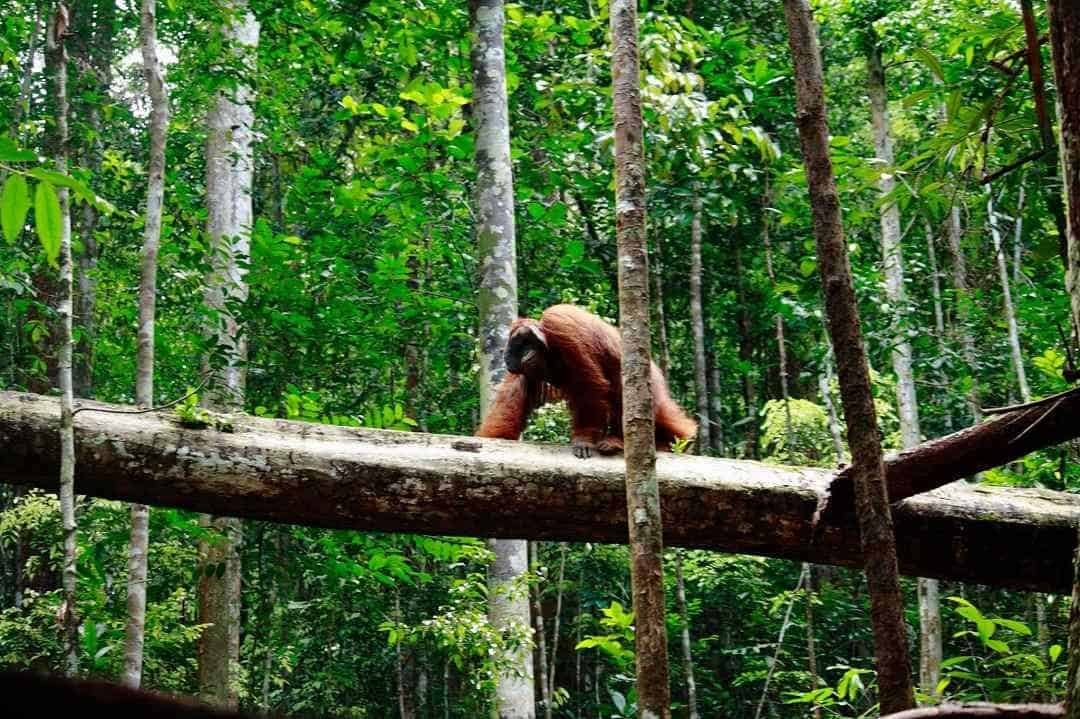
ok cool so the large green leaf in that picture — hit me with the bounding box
[34,181,62,268]
[1,174,30,243]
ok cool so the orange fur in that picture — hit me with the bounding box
[476,304,697,454]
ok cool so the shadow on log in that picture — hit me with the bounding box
[2,390,1080,592]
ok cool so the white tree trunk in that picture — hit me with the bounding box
[123,0,169,689]
[869,38,936,698]
[198,0,257,706]
[48,2,78,676]
[469,1,534,716]
[675,551,699,719]
[988,190,1032,403]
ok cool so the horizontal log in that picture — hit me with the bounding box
[1,390,1078,593]
[881,704,1063,718]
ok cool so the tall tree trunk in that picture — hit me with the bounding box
[122,0,168,689]
[734,241,759,458]
[689,189,711,453]
[782,2,915,712]
[71,0,114,399]
[610,0,671,714]
[762,181,794,454]
[9,6,41,135]
[805,564,822,719]
[868,36,937,699]
[1021,0,1069,271]
[988,189,1032,404]
[198,1,257,707]
[925,220,954,433]
[674,551,699,719]
[754,566,807,719]
[530,543,551,719]
[395,590,418,719]
[652,239,672,376]
[708,352,725,455]
[820,345,846,464]
[944,199,982,422]
[469,1,534,716]
[1047,0,1080,345]
[1067,525,1080,719]
[548,543,566,708]
[47,1,78,677]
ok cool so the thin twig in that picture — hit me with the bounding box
[72,374,211,416]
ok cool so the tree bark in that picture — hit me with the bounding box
[652,239,672,376]
[784,3,915,711]
[869,36,935,701]
[989,190,1032,404]
[689,188,711,453]
[1021,0,1069,271]
[708,353,725,455]
[122,0,169,690]
[7,390,1080,591]
[945,200,982,422]
[762,181,794,455]
[46,1,78,677]
[469,2,534,716]
[610,0,671,713]
[198,0,257,706]
[674,551,699,719]
[734,241,759,458]
[530,543,551,719]
[548,543,566,708]
[1047,0,1080,345]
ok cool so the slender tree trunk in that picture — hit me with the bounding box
[1047,0,1080,345]
[652,239,672,376]
[610,0,671,714]
[754,566,807,719]
[805,564,822,719]
[530,543,551,719]
[122,0,168,689]
[689,189,711,453]
[548,543,566,707]
[783,2,915,711]
[734,241,759,458]
[9,6,41,135]
[198,1,257,706]
[988,189,1032,404]
[708,353,725,455]
[868,36,938,699]
[1021,0,1070,271]
[395,589,418,719]
[674,551,699,719]
[47,1,78,677]
[762,181,794,453]
[469,2,533,716]
[820,346,846,464]
[945,199,982,422]
[925,220,954,433]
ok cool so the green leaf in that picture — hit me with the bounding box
[1050,644,1063,663]
[992,618,1031,636]
[34,181,62,267]
[2,174,31,243]
[0,136,37,162]
[912,48,944,82]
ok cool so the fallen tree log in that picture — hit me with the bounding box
[880,704,1063,718]
[1,390,1078,593]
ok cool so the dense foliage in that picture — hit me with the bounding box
[1,0,1077,715]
